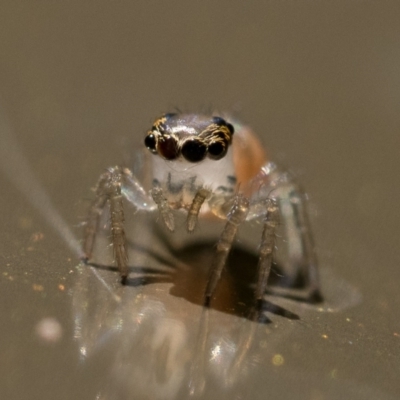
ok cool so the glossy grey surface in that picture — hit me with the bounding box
[0,2,399,399]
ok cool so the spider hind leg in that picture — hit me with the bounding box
[249,162,322,304]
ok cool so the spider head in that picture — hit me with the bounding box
[144,113,234,163]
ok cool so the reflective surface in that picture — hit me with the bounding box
[0,2,399,399]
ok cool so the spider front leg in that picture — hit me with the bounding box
[150,187,175,232]
[83,166,128,282]
[204,194,249,306]
[83,166,155,284]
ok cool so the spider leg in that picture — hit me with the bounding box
[151,187,175,231]
[187,188,210,232]
[294,190,321,299]
[255,198,279,307]
[108,169,129,283]
[83,166,155,284]
[204,194,249,306]
[265,188,321,302]
[82,188,108,264]
[249,162,322,303]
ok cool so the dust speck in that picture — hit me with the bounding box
[35,317,63,343]
[272,354,284,366]
[30,232,44,242]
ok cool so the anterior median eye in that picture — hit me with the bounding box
[208,141,227,160]
[158,136,179,160]
[144,133,157,153]
[181,139,207,162]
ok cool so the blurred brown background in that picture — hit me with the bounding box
[0,1,399,399]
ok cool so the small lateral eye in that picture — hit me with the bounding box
[212,116,234,135]
[164,113,177,119]
[181,139,207,162]
[212,116,226,126]
[144,133,157,153]
[208,141,227,160]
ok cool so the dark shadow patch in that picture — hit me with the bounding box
[87,240,323,324]
[166,242,300,323]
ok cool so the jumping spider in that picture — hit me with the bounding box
[83,113,321,307]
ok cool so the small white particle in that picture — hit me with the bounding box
[35,317,63,343]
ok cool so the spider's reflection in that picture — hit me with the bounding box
[73,231,320,399]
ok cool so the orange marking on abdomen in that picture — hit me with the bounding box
[232,125,267,185]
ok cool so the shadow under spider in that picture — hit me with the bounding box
[88,239,317,324]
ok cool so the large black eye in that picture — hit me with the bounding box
[144,133,157,153]
[158,136,179,160]
[181,139,207,162]
[208,141,227,160]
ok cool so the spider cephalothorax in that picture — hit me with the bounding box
[144,114,234,162]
